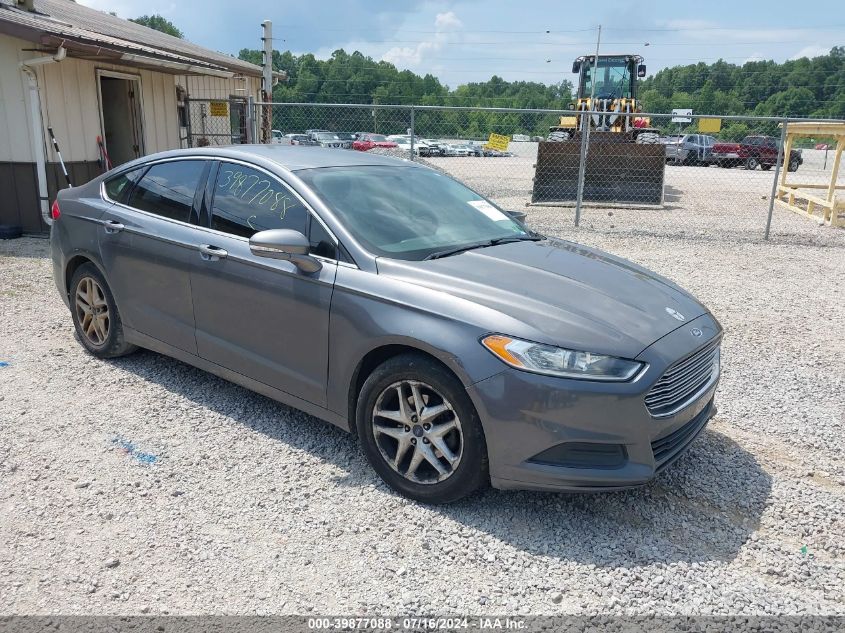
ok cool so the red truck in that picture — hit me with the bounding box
[711,135,803,171]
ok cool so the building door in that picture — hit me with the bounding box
[229,98,247,144]
[98,71,144,167]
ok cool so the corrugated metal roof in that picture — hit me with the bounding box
[0,0,265,77]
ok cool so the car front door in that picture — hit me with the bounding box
[99,159,209,354]
[189,160,338,407]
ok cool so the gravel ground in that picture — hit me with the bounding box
[1,164,844,616]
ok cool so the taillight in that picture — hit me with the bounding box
[50,199,61,220]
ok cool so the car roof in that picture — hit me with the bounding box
[131,145,421,172]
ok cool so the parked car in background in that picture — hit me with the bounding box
[466,143,484,157]
[711,135,803,171]
[352,134,398,151]
[450,144,474,157]
[388,136,432,157]
[285,134,318,146]
[50,145,722,503]
[422,139,447,156]
[334,132,356,149]
[313,132,345,149]
[306,129,331,141]
[664,134,716,165]
[271,129,284,144]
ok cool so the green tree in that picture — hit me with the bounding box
[130,14,183,38]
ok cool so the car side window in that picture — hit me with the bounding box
[309,215,337,260]
[211,163,308,239]
[125,160,205,222]
[104,167,145,204]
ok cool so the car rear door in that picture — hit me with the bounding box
[99,159,210,354]
[189,160,338,407]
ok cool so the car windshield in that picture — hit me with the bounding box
[316,133,339,140]
[336,133,355,140]
[367,134,388,142]
[297,166,530,261]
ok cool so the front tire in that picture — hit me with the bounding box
[356,353,489,504]
[745,156,759,170]
[69,263,137,359]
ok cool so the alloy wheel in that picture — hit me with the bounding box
[74,276,110,346]
[371,380,464,484]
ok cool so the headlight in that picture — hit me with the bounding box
[481,335,644,381]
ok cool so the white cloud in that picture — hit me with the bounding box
[790,45,829,60]
[434,11,463,31]
[381,11,463,67]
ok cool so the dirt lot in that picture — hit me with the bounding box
[426,145,842,240]
[1,168,844,615]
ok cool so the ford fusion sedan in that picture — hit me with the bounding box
[50,146,721,504]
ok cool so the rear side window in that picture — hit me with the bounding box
[104,167,144,203]
[211,163,308,238]
[125,160,205,222]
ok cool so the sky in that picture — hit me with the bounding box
[79,0,844,88]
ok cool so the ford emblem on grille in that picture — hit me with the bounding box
[665,307,686,321]
[690,328,703,337]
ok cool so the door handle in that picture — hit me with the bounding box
[103,220,124,234]
[198,244,228,261]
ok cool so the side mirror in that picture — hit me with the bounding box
[249,229,322,273]
[572,61,581,74]
[637,64,647,78]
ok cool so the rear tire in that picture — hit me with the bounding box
[788,158,800,172]
[356,353,489,504]
[69,263,137,359]
[745,156,759,170]
[760,163,772,171]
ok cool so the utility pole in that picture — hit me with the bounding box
[261,20,273,143]
[575,24,601,227]
[588,24,601,104]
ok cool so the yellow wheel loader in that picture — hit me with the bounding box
[532,54,666,206]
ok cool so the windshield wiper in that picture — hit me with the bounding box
[424,235,541,260]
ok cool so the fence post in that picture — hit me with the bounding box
[409,105,415,161]
[185,98,193,148]
[574,113,590,227]
[764,117,788,240]
[246,96,255,144]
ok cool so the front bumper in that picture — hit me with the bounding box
[467,313,721,492]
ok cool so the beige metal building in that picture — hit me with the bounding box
[0,0,267,233]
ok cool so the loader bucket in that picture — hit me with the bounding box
[532,133,665,206]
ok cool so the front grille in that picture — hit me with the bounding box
[644,338,720,417]
[651,401,712,470]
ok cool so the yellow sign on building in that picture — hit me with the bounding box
[486,132,510,152]
[699,118,722,133]
[209,101,229,117]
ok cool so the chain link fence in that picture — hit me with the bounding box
[182,98,254,148]
[243,102,844,240]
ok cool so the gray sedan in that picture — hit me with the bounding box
[50,146,721,503]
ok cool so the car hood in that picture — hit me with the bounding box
[376,239,708,359]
